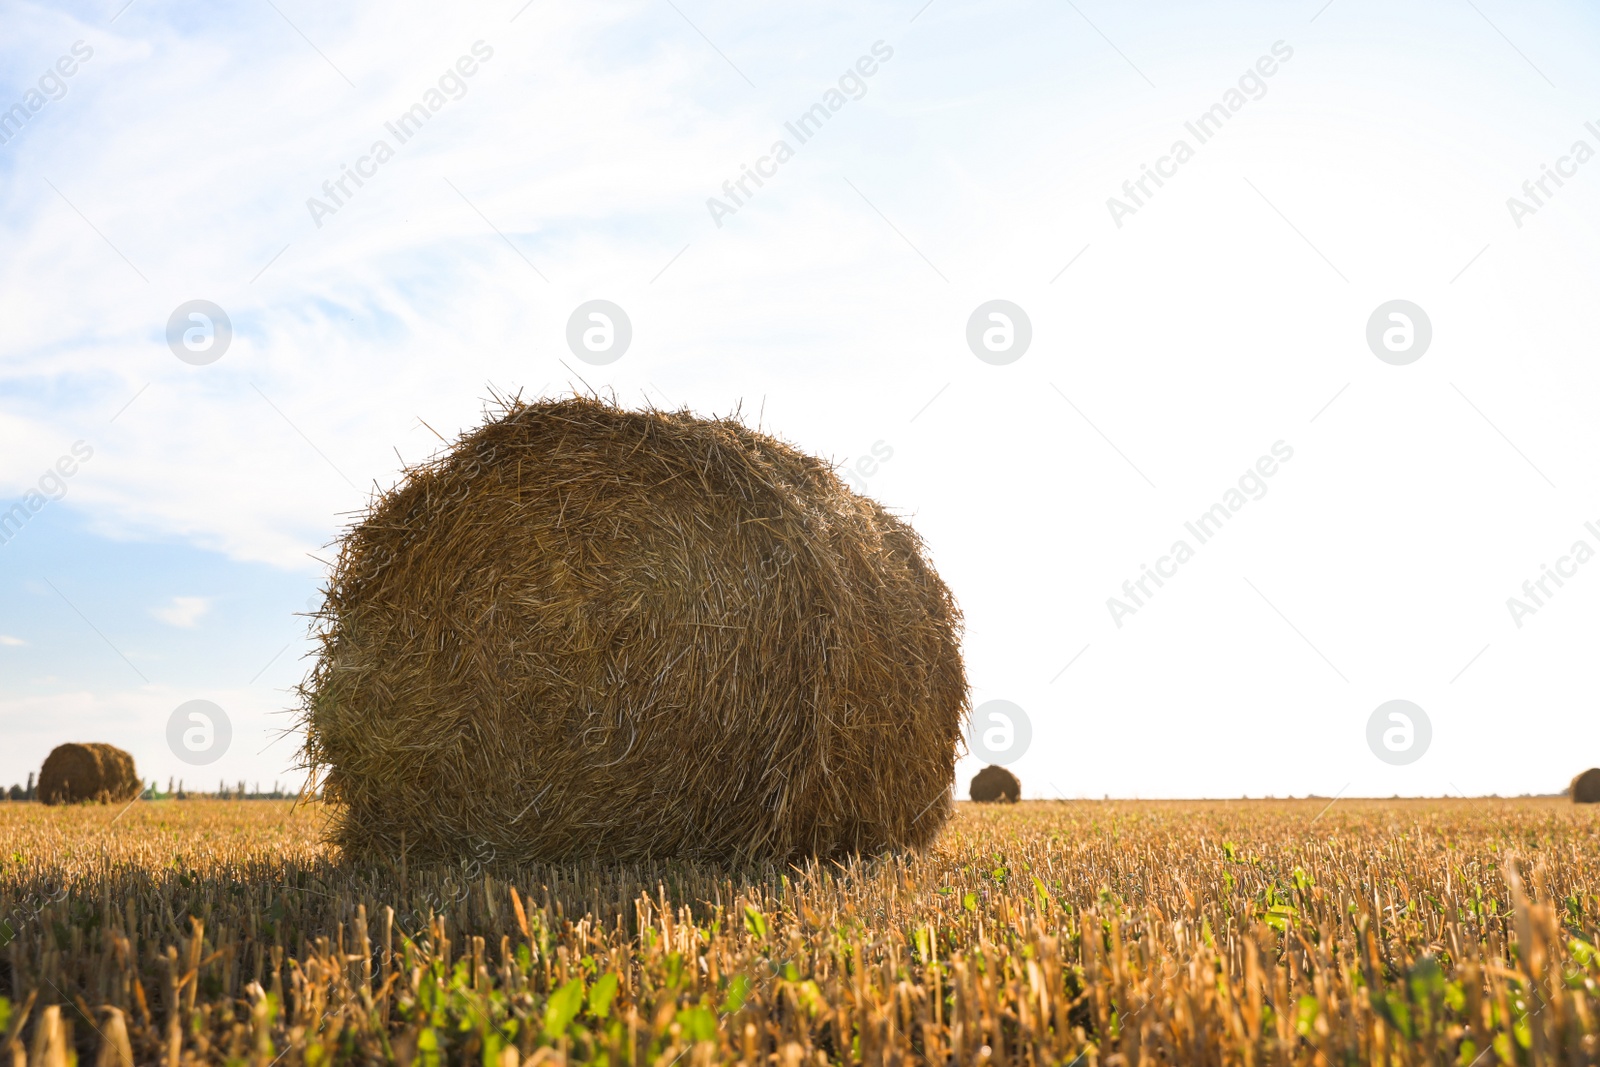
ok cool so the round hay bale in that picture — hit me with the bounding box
[1572,768,1600,804]
[37,743,141,805]
[299,396,968,864]
[969,765,1020,803]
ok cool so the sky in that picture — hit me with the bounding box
[2,0,1599,800]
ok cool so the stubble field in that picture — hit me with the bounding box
[0,797,1596,1065]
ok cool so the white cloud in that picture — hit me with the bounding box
[0,635,28,646]
[151,596,212,628]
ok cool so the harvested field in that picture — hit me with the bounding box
[1,798,1597,1064]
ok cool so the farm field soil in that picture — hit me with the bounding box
[1,797,1596,1065]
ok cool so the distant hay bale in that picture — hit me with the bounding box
[299,396,969,865]
[38,743,141,805]
[969,765,1020,803]
[1572,768,1600,804]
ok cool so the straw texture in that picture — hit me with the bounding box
[37,743,141,805]
[968,765,1020,804]
[1573,768,1600,804]
[299,396,968,864]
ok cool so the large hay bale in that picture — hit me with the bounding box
[1573,768,1600,804]
[969,765,1020,803]
[300,396,968,864]
[37,743,141,805]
